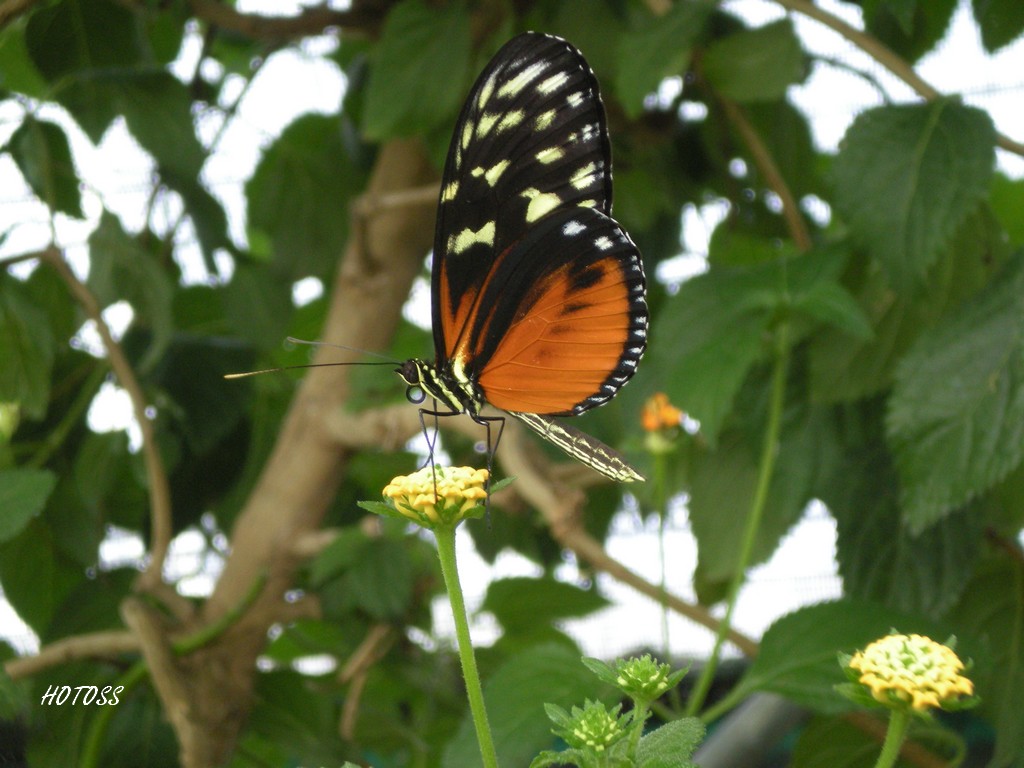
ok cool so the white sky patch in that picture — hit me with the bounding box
[292,276,324,306]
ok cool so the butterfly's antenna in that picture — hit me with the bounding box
[224,337,402,380]
[224,360,398,380]
[285,337,396,364]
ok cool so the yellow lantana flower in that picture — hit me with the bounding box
[843,633,975,713]
[381,465,490,528]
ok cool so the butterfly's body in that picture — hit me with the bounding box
[399,32,647,483]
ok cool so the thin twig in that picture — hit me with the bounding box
[719,97,813,252]
[4,631,140,680]
[0,248,48,270]
[775,0,1024,157]
[42,247,173,592]
[338,623,396,739]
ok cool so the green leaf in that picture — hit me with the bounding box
[703,19,806,102]
[0,468,56,542]
[346,538,414,620]
[831,99,995,291]
[441,643,605,768]
[165,169,232,266]
[0,518,81,634]
[690,406,837,598]
[138,333,254,455]
[307,527,369,587]
[636,717,704,768]
[87,211,174,368]
[791,715,915,768]
[615,2,710,118]
[71,430,147,534]
[708,230,800,267]
[833,465,982,616]
[117,71,206,180]
[363,0,471,139]
[792,281,872,339]
[0,23,48,98]
[9,117,83,217]
[25,0,144,139]
[0,663,31,720]
[744,100,822,199]
[483,577,609,633]
[973,0,1024,51]
[0,272,55,419]
[950,556,1024,765]
[730,599,950,713]
[888,253,1024,532]
[651,250,857,443]
[647,268,769,444]
[863,0,957,63]
[809,206,1006,403]
[247,113,366,279]
[25,0,142,82]
[991,173,1024,246]
[221,262,293,349]
[263,618,353,663]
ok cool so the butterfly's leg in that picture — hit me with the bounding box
[417,403,459,498]
[470,414,506,494]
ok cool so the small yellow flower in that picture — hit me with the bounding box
[846,633,974,713]
[382,465,489,528]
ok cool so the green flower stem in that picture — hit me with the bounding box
[687,322,790,719]
[653,450,671,660]
[434,523,499,768]
[874,709,911,768]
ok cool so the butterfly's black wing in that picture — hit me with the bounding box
[432,32,616,369]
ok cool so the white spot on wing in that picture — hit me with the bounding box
[562,219,586,236]
[441,181,459,202]
[570,163,598,190]
[538,72,570,95]
[476,73,497,110]
[499,61,548,98]
[535,109,557,131]
[448,221,496,254]
[521,188,562,222]
[535,146,564,164]
[470,159,510,187]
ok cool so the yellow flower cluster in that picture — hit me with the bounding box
[383,465,489,527]
[849,633,974,712]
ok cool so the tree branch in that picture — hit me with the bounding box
[776,0,1024,157]
[42,247,175,596]
[4,631,140,680]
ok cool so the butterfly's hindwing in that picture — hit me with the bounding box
[468,207,647,415]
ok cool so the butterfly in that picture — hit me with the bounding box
[397,32,648,483]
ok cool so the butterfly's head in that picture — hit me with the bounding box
[398,359,429,404]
